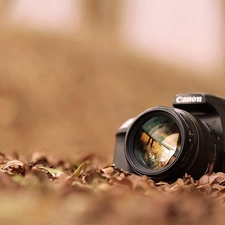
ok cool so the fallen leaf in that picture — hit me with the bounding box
[1,160,25,175]
[72,162,89,178]
[36,165,66,178]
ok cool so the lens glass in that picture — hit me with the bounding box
[134,116,181,170]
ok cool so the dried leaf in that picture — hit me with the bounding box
[100,166,114,176]
[214,173,225,185]
[198,172,225,185]
[1,160,25,175]
[36,165,66,178]
[72,162,89,178]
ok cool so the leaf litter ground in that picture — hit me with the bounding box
[0,153,225,224]
[1,151,225,225]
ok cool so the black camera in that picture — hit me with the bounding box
[113,93,225,182]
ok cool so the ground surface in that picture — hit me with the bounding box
[1,25,225,224]
[1,151,225,225]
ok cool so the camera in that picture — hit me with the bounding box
[113,93,225,182]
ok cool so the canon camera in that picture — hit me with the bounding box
[113,93,225,181]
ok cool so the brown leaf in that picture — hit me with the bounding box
[100,166,114,176]
[198,172,225,186]
[1,160,25,175]
[214,173,225,185]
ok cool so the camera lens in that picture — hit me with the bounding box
[134,116,181,170]
[125,107,221,181]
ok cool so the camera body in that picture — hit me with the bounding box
[113,93,225,181]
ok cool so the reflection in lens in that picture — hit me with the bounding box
[135,116,181,170]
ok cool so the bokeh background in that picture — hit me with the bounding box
[0,0,225,163]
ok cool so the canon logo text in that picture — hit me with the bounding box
[176,96,202,103]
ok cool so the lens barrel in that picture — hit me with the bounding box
[125,107,220,181]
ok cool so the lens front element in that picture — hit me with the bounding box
[134,116,181,170]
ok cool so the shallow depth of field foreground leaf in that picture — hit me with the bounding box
[0,151,225,225]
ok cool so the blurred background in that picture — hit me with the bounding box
[0,0,225,163]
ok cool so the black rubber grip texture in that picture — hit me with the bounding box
[187,118,214,179]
